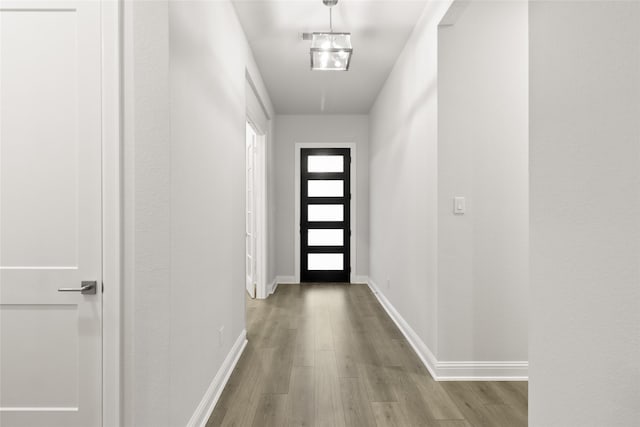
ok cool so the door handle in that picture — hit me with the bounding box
[58,281,97,295]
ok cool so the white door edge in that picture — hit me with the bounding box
[101,0,123,425]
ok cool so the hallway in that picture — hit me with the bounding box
[208,284,527,426]
[2,0,638,425]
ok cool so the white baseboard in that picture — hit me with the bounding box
[275,276,296,285]
[354,275,369,284]
[187,330,248,427]
[366,278,528,381]
[436,360,528,381]
[268,278,279,295]
[266,276,297,296]
[367,277,440,379]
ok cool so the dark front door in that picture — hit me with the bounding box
[300,148,351,283]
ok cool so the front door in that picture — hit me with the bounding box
[300,148,351,283]
[0,1,103,426]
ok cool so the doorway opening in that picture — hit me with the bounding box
[299,147,351,283]
[245,121,267,298]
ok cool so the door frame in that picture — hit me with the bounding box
[294,143,356,284]
[245,120,267,299]
[101,0,122,425]
[246,90,269,300]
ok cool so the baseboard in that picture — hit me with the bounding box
[186,330,248,427]
[267,276,298,296]
[267,278,278,295]
[437,361,528,381]
[275,275,296,285]
[354,275,369,284]
[367,278,440,379]
[366,278,528,381]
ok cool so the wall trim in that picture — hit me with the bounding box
[246,72,271,301]
[436,361,528,381]
[366,278,528,381]
[366,278,440,379]
[268,279,279,295]
[186,330,248,427]
[275,276,297,285]
[266,276,297,296]
[102,0,123,424]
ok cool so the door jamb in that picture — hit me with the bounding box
[246,119,269,300]
[245,119,267,299]
[102,0,122,425]
[294,143,357,284]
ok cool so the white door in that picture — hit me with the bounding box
[245,123,257,298]
[0,1,103,426]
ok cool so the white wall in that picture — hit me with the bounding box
[529,1,640,425]
[274,115,369,280]
[122,2,171,424]
[369,0,451,357]
[123,1,274,425]
[369,0,528,376]
[437,1,528,362]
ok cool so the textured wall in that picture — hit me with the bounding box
[122,1,274,425]
[529,1,640,425]
[437,0,529,362]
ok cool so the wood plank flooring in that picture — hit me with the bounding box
[207,283,527,426]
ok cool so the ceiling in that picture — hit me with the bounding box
[232,0,428,114]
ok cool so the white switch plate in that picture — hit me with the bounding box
[454,197,465,214]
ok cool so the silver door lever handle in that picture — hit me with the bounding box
[58,281,97,295]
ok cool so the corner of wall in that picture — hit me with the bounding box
[367,278,528,381]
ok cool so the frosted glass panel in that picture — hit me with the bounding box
[308,180,343,197]
[308,155,343,173]
[308,229,343,246]
[308,253,343,270]
[308,204,344,222]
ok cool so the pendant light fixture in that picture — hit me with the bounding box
[309,0,353,71]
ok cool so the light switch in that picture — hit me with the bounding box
[454,197,465,214]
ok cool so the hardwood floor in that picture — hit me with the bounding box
[207,283,527,426]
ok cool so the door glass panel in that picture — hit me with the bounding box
[308,229,343,246]
[308,204,344,222]
[308,155,343,173]
[308,180,343,197]
[308,253,343,270]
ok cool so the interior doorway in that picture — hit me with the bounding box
[245,121,267,298]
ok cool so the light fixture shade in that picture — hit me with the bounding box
[310,32,353,71]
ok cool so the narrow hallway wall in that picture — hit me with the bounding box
[369,0,528,378]
[369,0,452,361]
[437,0,528,365]
[123,1,275,425]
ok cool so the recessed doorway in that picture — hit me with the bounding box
[245,120,267,298]
[299,148,351,282]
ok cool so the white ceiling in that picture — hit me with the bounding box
[232,0,428,114]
